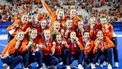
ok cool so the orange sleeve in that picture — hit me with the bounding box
[90,30,97,40]
[21,21,30,31]
[105,37,115,49]
[1,38,16,57]
[19,38,28,53]
[78,43,84,50]
[102,24,113,39]
[51,43,56,49]
[8,47,17,55]
[65,45,70,49]
[43,2,56,27]
[108,24,113,32]
[6,19,21,31]
[73,16,79,25]
[106,24,113,39]
[77,39,84,50]
[84,41,94,55]
[93,39,98,54]
[49,27,53,35]
[90,30,94,39]
[1,44,10,57]
[6,25,14,31]
[37,38,43,44]
[65,40,70,49]
[43,46,50,52]
[7,39,17,55]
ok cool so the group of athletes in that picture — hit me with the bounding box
[0,0,119,69]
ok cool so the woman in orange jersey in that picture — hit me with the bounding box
[64,19,75,39]
[41,29,59,69]
[29,16,41,33]
[40,0,67,28]
[51,21,66,41]
[100,17,119,67]
[64,31,84,69]
[92,30,114,69]
[1,30,24,69]
[51,21,61,36]
[96,20,102,30]
[89,17,97,40]
[20,28,43,68]
[7,15,29,42]
[53,34,64,65]
[82,31,94,69]
[39,19,49,36]
[76,20,84,38]
[69,6,79,28]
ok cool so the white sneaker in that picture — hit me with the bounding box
[2,63,8,69]
[42,63,47,69]
[53,66,57,69]
[86,63,90,67]
[59,62,63,65]
[114,62,119,67]
[108,64,112,69]
[66,65,71,69]
[95,62,99,66]
[78,64,84,69]
[36,64,39,67]
[91,63,96,69]
[103,61,108,66]
[7,66,10,69]
[100,64,103,67]
[20,63,24,69]
[24,67,29,69]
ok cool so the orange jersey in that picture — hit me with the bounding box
[1,38,18,57]
[76,28,83,38]
[83,40,94,55]
[43,1,76,28]
[90,29,97,40]
[1,38,27,57]
[7,20,29,36]
[6,19,21,31]
[73,16,79,24]
[19,38,28,53]
[96,23,102,30]
[42,39,55,56]
[93,36,115,54]
[78,37,94,55]
[19,21,30,31]
[78,37,84,51]
[29,25,41,35]
[102,24,113,39]
[30,38,42,52]
[43,1,56,27]
[66,38,84,55]
[19,37,42,53]
[55,43,63,55]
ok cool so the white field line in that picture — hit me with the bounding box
[115,35,122,37]
[0,34,8,40]
[0,44,6,47]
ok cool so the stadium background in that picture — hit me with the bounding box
[0,0,122,69]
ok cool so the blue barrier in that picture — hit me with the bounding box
[0,22,12,34]
[0,22,13,28]
[112,22,122,32]
[0,28,8,34]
